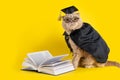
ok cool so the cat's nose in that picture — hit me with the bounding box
[69,20,73,23]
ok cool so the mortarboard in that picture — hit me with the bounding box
[61,6,78,14]
[58,6,78,21]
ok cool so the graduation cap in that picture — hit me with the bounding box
[58,6,78,21]
[61,6,78,14]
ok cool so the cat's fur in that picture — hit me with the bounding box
[60,12,120,69]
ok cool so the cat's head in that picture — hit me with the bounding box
[60,12,83,33]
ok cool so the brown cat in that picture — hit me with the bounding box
[59,12,120,69]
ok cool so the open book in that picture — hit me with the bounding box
[22,50,74,75]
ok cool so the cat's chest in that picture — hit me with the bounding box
[68,36,79,51]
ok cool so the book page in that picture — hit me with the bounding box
[42,54,69,65]
[38,64,74,75]
[53,66,74,75]
[24,58,35,66]
[22,62,37,70]
[27,50,53,66]
[41,60,71,67]
[42,62,73,70]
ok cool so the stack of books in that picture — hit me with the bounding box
[22,50,74,75]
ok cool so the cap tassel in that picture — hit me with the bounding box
[58,12,62,21]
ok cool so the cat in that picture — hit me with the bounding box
[59,12,120,69]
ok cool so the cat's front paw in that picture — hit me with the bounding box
[84,64,94,68]
[72,63,78,69]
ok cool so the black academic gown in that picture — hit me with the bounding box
[63,23,110,63]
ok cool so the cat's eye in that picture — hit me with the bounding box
[73,17,79,22]
[63,18,71,23]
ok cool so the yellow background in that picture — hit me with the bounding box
[0,0,120,80]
